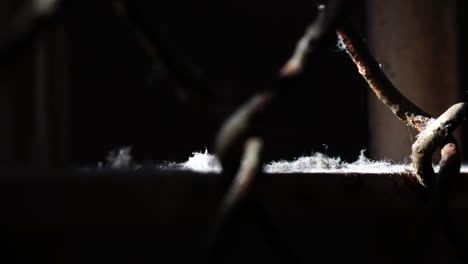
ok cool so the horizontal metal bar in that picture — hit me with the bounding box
[0,169,467,263]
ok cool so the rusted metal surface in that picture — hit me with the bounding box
[412,104,466,187]
[209,0,467,262]
[335,13,465,188]
[337,6,466,261]
[336,24,432,132]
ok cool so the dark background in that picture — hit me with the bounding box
[0,0,457,167]
[0,1,465,167]
[67,0,371,166]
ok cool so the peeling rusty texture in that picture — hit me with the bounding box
[393,169,427,195]
[438,143,461,188]
[336,24,433,132]
[336,12,468,259]
[436,143,467,263]
[336,21,466,189]
[412,103,466,187]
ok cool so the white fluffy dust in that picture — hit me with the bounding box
[177,149,413,174]
[100,147,468,174]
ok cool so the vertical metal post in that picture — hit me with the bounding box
[34,28,49,166]
[33,0,68,167]
[49,22,69,167]
[0,0,67,167]
[366,0,460,161]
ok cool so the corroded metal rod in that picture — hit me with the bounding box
[336,23,433,132]
[281,0,344,77]
[335,19,466,187]
[215,0,344,176]
[201,138,263,263]
[412,103,466,186]
[336,10,467,261]
[211,3,347,262]
[436,143,468,263]
[215,92,272,177]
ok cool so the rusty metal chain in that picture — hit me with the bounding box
[205,1,345,263]
[210,0,466,263]
[337,13,467,263]
[0,0,466,262]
